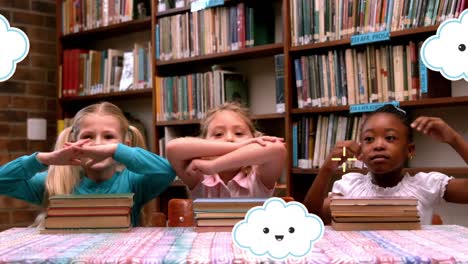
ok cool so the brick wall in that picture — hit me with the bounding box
[0,0,56,231]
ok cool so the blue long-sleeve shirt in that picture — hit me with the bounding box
[0,144,176,226]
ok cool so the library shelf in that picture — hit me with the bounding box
[156,43,284,67]
[290,96,468,115]
[60,18,152,45]
[289,25,439,54]
[156,113,285,127]
[59,88,153,103]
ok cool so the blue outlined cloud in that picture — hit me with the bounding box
[421,9,468,81]
[0,14,30,82]
[232,197,324,260]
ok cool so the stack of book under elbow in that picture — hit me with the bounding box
[330,196,420,231]
[41,193,134,233]
[193,198,267,232]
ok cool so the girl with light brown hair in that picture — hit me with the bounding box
[0,102,175,227]
[166,102,286,198]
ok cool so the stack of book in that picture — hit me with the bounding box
[330,196,420,231]
[42,193,134,233]
[193,198,267,231]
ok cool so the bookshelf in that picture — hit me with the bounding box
[56,0,155,149]
[153,0,468,205]
[57,0,468,206]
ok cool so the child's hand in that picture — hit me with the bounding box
[322,140,361,171]
[75,143,119,167]
[239,136,284,147]
[37,139,91,165]
[185,158,215,178]
[411,116,458,144]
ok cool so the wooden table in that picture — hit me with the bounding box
[0,225,467,263]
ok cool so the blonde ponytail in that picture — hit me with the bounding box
[45,127,82,199]
[127,125,147,149]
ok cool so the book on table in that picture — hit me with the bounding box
[196,218,244,227]
[330,196,418,206]
[331,221,421,231]
[192,198,267,229]
[45,215,131,229]
[192,198,267,212]
[43,193,134,233]
[47,207,131,217]
[48,193,134,208]
[330,196,420,231]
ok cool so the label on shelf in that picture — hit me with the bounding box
[349,101,400,113]
[419,61,428,94]
[191,0,224,12]
[350,31,390,46]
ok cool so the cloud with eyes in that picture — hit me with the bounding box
[421,9,468,81]
[232,197,324,260]
[0,14,30,82]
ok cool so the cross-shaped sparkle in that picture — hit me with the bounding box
[331,147,357,172]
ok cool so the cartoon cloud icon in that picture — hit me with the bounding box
[232,197,324,260]
[0,14,30,82]
[421,9,468,81]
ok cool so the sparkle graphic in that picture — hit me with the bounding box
[331,147,357,172]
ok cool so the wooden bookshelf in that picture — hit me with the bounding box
[156,6,191,18]
[155,0,239,18]
[59,88,153,102]
[156,119,200,127]
[60,18,152,45]
[156,43,284,67]
[156,113,285,127]
[290,96,468,115]
[290,25,439,54]
[153,0,468,203]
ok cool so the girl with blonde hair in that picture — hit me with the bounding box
[0,102,175,227]
[166,102,286,198]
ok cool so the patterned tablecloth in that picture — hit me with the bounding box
[0,225,467,263]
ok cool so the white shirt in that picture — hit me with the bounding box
[331,172,453,224]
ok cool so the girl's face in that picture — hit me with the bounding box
[359,113,414,174]
[76,114,124,171]
[206,111,253,142]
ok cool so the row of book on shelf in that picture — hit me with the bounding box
[293,114,365,169]
[330,196,420,231]
[293,41,450,109]
[290,0,468,46]
[155,54,285,122]
[61,0,151,35]
[155,2,275,61]
[42,193,134,233]
[60,42,152,97]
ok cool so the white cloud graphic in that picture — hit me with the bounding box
[232,197,324,260]
[0,14,30,82]
[421,9,468,81]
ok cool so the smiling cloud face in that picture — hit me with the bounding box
[232,197,324,260]
[0,14,30,82]
[421,9,468,81]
